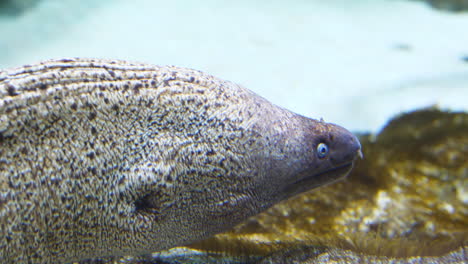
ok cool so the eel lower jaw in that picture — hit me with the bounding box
[283,162,354,198]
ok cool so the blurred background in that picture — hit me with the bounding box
[1,0,467,132]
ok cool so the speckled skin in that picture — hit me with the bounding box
[0,58,360,263]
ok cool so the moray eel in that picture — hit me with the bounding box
[0,58,361,263]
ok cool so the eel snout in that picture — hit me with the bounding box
[278,121,362,199]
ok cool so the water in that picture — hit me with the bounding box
[1,0,467,132]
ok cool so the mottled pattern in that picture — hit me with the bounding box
[182,109,466,264]
[0,58,360,263]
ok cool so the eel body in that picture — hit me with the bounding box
[0,58,361,263]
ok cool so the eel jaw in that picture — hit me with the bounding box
[283,162,355,199]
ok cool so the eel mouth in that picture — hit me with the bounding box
[284,162,354,197]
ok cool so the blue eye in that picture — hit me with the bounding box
[317,143,329,159]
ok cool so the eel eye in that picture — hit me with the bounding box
[317,143,329,159]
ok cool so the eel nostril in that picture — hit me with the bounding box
[357,149,364,159]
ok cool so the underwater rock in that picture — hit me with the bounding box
[256,244,467,264]
[411,0,468,12]
[0,0,39,16]
[99,108,467,263]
